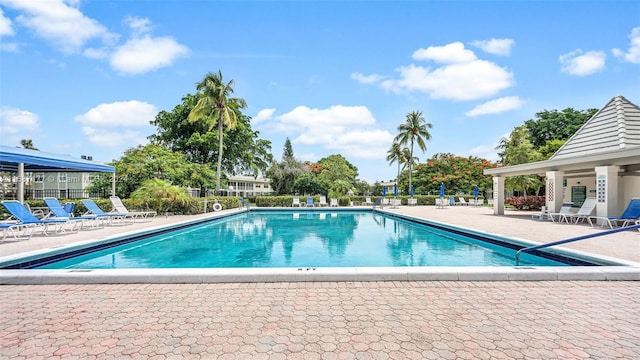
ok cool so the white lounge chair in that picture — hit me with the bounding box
[318,196,328,207]
[407,198,417,206]
[363,197,373,206]
[110,196,156,221]
[330,198,339,207]
[292,196,301,207]
[457,197,469,206]
[548,203,574,223]
[563,198,597,224]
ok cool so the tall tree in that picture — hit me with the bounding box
[282,138,295,162]
[386,141,403,186]
[19,139,38,150]
[266,139,306,195]
[188,71,247,193]
[495,126,543,196]
[524,108,597,148]
[394,110,432,197]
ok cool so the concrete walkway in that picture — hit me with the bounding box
[1,206,639,359]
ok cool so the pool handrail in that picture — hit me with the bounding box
[239,198,250,210]
[515,223,640,264]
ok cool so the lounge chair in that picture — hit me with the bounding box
[318,196,328,207]
[292,196,301,207]
[44,197,106,228]
[548,203,574,223]
[407,198,417,206]
[330,198,339,207]
[589,198,640,228]
[563,198,597,224]
[110,196,156,221]
[305,197,315,207]
[472,199,484,207]
[1,200,79,235]
[531,206,550,221]
[363,197,373,206]
[81,199,133,224]
[457,197,469,206]
[1,222,35,241]
[435,198,448,208]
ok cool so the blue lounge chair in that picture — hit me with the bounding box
[590,198,640,228]
[1,222,35,241]
[1,200,78,235]
[81,199,133,224]
[306,197,314,207]
[44,198,106,229]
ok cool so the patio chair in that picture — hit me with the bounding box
[363,197,373,206]
[531,206,550,221]
[44,197,106,229]
[589,198,640,228]
[306,197,315,207]
[1,200,79,236]
[1,222,35,241]
[81,199,133,224]
[292,196,301,207]
[330,198,339,207]
[548,203,574,223]
[407,198,417,206]
[563,198,597,225]
[457,197,469,206]
[110,196,157,221]
[318,196,329,207]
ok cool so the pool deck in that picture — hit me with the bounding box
[1,206,639,358]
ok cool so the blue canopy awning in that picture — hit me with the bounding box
[0,145,115,173]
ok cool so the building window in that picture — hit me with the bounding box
[58,173,67,183]
[34,174,45,183]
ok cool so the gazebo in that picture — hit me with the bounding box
[0,145,116,203]
[485,95,640,222]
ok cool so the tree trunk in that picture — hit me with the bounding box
[216,117,223,193]
[408,139,414,197]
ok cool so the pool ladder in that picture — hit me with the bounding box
[515,223,640,265]
[239,198,250,211]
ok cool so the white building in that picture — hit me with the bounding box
[225,175,273,197]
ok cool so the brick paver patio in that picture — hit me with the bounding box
[2,281,639,359]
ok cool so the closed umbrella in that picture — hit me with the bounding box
[474,185,479,199]
[410,185,414,197]
[393,183,398,197]
[382,186,387,197]
[439,183,445,198]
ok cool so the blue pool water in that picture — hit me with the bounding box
[35,211,572,269]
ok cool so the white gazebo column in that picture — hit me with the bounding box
[545,171,564,213]
[595,166,619,224]
[17,163,24,203]
[492,176,504,215]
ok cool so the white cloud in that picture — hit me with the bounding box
[465,96,526,117]
[470,38,515,56]
[81,126,148,148]
[464,143,500,162]
[272,105,394,159]
[350,72,386,84]
[612,27,640,64]
[253,108,276,124]
[0,106,39,135]
[124,16,152,36]
[357,42,514,101]
[110,35,189,74]
[559,49,606,76]
[1,0,117,54]
[0,8,14,36]
[412,42,477,64]
[74,100,158,127]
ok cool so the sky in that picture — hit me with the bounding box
[1,0,639,183]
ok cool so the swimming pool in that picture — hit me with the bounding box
[16,210,597,269]
[2,209,637,283]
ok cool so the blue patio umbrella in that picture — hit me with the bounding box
[439,183,445,198]
[393,183,398,197]
[474,185,479,199]
[410,185,414,197]
[382,186,387,197]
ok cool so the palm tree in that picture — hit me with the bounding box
[386,141,403,185]
[394,110,432,196]
[188,71,247,193]
[19,139,38,150]
[400,147,418,172]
